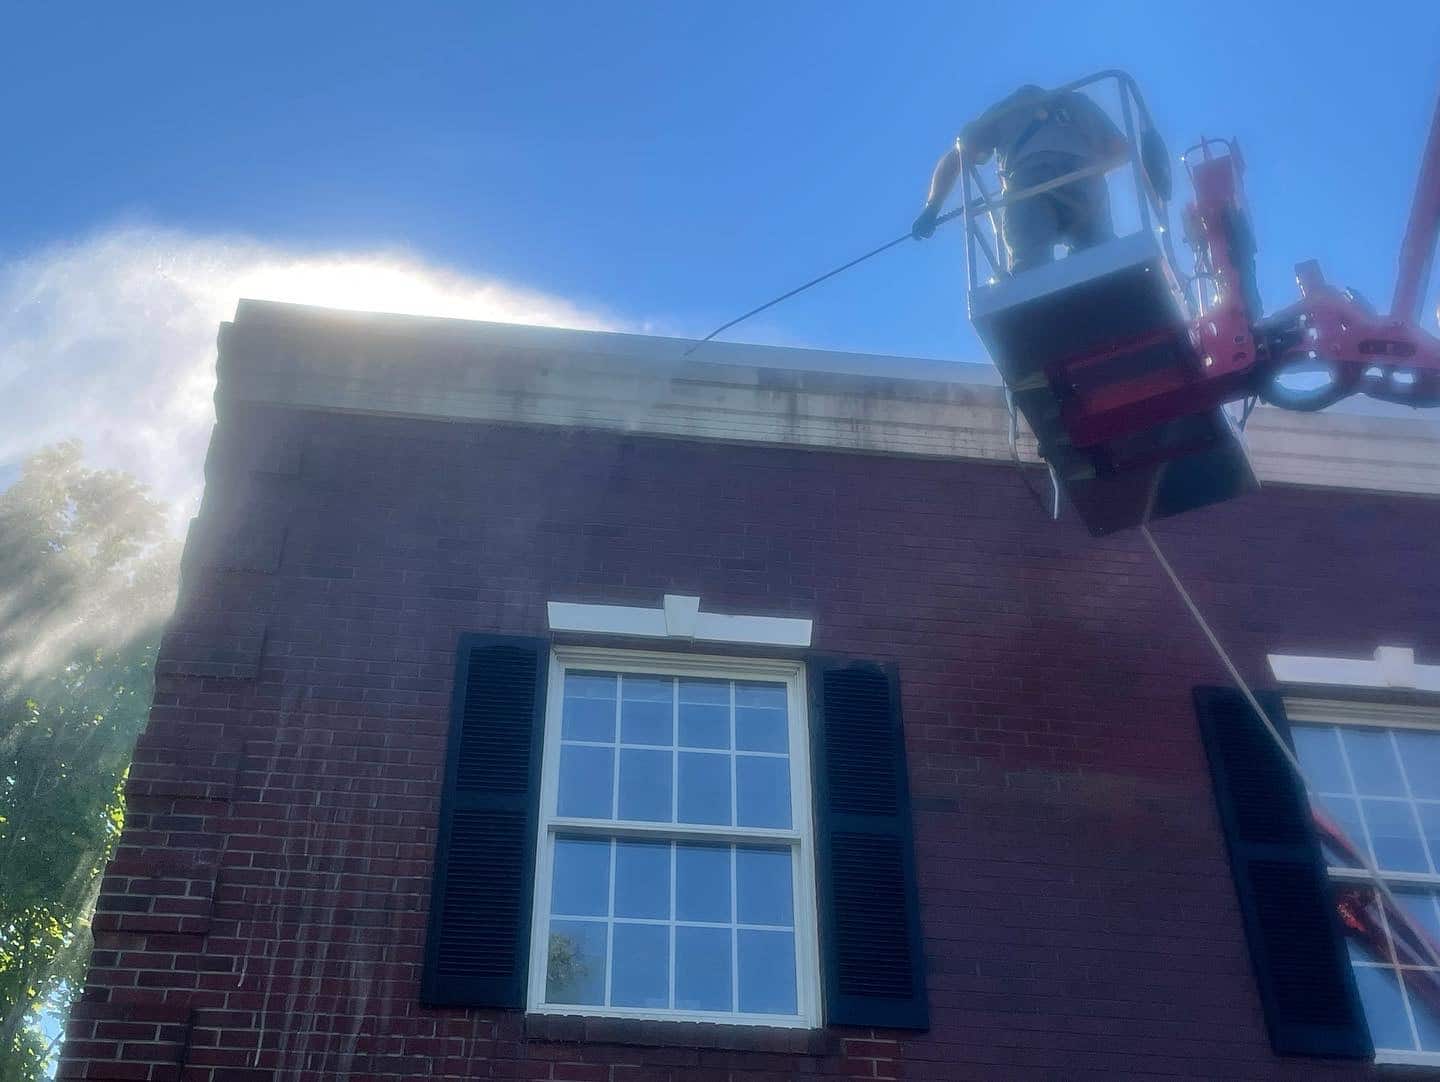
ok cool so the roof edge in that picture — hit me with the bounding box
[217,299,1440,498]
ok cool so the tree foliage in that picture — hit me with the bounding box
[0,443,179,1079]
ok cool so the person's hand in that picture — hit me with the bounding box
[911,205,940,241]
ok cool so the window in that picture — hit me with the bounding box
[422,635,925,1026]
[528,648,821,1026]
[1292,715,1440,1063]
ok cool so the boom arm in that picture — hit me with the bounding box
[1393,92,1440,323]
[1189,95,1440,412]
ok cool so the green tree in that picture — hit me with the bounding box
[0,443,179,1079]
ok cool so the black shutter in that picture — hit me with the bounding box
[421,634,548,1007]
[1194,686,1371,1059]
[808,656,928,1030]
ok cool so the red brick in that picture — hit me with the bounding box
[60,409,1434,1082]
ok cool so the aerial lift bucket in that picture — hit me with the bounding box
[962,73,1258,535]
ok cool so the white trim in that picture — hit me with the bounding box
[549,645,804,681]
[526,646,822,1029]
[528,1003,813,1029]
[969,231,1167,322]
[1268,646,1440,693]
[1329,866,1440,888]
[1375,1050,1440,1067]
[548,596,812,648]
[1284,698,1440,729]
[663,594,700,638]
[546,601,668,639]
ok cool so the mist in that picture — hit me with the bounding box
[0,226,621,533]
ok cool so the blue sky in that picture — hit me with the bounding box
[2,2,1438,507]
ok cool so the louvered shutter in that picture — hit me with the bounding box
[421,634,549,1007]
[1194,686,1371,1058]
[808,656,928,1030]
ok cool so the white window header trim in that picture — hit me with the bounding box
[1268,646,1440,693]
[547,595,812,648]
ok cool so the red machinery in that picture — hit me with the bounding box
[964,72,1440,535]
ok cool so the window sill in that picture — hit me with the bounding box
[1376,1049,1440,1069]
[524,1011,835,1054]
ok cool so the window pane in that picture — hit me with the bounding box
[675,926,732,1011]
[678,752,731,825]
[737,847,793,926]
[1314,794,1366,869]
[568,672,618,698]
[735,682,787,711]
[679,679,729,749]
[1293,725,1349,794]
[1418,803,1440,873]
[563,672,616,742]
[1343,729,1405,797]
[546,920,607,1006]
[557,745,614,819]
[614,840,670,920]
[622,675,673,746]
[736,755,791,828]
[1352,965,1416,1050]
[611,923,669,1009]
[1403,969,1440,1051]
[1395,888,1440,948]
[618,748,672,822]
[735,683,788,753]
[676,844,730,923]
[1362,799,1429,872]
[680,678,729,705]
[738,929,797,1015]
[1396,729,1440,799]
[551,837,610,917]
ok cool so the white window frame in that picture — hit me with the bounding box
[1287,697,1440,1067]
[526,644,823,1028]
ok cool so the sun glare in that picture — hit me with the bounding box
[230,256,614,329]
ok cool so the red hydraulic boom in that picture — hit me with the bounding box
[963,73,1440,535]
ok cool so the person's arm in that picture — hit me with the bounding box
[915,144,961,240]
[912,144,962,239]
[912,87,1047,240]
[926,143,963,205]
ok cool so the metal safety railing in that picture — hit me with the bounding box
[960,69,1178,288]
[1180,137,1243,318]
[684,71,1183,357]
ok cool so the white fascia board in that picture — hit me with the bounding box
[548,595,812,648]
[1268,646,1440,692]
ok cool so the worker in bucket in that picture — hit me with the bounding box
[912,84,1128,273]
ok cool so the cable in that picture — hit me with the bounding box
[1140,523,1440,971]
[1238,395,1257,431]
[684,209,1069,525]
[683,207,965,357]
[1005,387,1059,519]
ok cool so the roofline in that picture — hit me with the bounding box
[230,298,1005,386]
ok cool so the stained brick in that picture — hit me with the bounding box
[59,404,1439,1082]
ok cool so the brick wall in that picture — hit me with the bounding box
[59,400,1440,1081]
